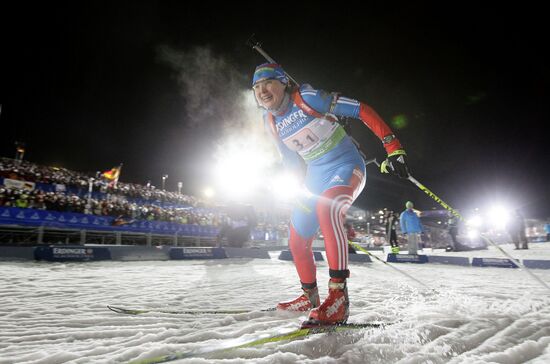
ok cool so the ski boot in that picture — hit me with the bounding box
[391,246,400,254]
[302,278,349,327]
[277,285,320,312]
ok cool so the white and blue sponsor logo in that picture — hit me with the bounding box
[276,109,309,136]
[52,247,94,258]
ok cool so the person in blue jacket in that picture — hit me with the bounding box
[400,201,423,255]
[252,63,410,326]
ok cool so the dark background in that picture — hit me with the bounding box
[2,3,548,217]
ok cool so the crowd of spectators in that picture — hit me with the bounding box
[0,158,200,207]
[0,158,224,226]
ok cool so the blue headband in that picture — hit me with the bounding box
[252,63,289,86]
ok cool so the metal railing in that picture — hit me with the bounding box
[0,224,217,247]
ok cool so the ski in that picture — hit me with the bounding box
[107,305,276,315]
[127,322,389,364]
[235,322,386,348]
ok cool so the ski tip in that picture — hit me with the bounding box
[107,305,146,315]
[107,305,129,313]
[107,305,121,313]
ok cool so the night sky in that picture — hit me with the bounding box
[2,3,548,218]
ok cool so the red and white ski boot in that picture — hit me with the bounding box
[302,278,349,327]
[277,286,320,312]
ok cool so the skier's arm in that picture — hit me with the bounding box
[336,99,410,178]
[357,103,402,153]
[277,138,306,178]
[263,115,306,180]
[301,87,410,178]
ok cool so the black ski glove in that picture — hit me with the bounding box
[381,150,410,178]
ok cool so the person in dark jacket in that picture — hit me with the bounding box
[385,211,400,254]
[507,209,528,249]
[447,212,459,251]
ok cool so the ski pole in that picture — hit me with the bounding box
[407,175,462,220]
[478,234,549,291]
[348,240,431,289]
[353,159,432,289]
[407,175,550,291]
[480,235,550,291]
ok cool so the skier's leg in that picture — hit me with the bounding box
[317,167,365,274]
[287,223,316,286]
[277,196,321,311]
[307,166,365,325]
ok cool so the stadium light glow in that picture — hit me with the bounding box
[488,205,510,230]
[467,215,483,228]
[203,187,215,198]
[271,172,301,202]
[212,134,277,200]
[467,229,479,239]
[214,153,262,198]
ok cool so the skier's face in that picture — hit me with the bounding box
[253,79,286,110]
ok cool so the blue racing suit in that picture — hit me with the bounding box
[264,84,402,283]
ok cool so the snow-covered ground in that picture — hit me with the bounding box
[1,244,550,364]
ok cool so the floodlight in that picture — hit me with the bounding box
[488,205,510,230]
[467,215,483,227]
[203,187,215,198]
[271,172,301,202]
[467,229,479,239]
